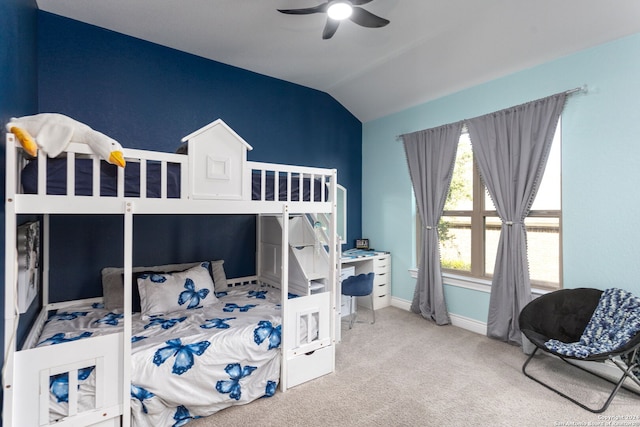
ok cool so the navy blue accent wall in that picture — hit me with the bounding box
[1,0,39,401]
[36,12,362,301]
[47,215,256,302]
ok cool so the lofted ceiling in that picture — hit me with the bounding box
[36,0,640,122]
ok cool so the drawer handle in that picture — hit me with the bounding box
[378,272,387,276]
[377,284,386,287]
[377,294,386,298]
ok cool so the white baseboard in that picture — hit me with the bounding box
[390,297,411,311]
[450,313,487,335]
[391,297,487,335]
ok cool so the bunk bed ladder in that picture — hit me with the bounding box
[288,214,330,295]
[258,214,329,296]
[272,203,336,391]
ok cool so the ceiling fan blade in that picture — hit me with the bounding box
[349,7,390,28]
[322,19,340,39]
[277,3,329,15]
[350,0,374,5]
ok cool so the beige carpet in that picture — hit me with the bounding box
[190,306,640,427]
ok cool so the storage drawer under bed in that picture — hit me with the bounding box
[286,345,334,388]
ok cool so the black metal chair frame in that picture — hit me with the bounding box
[519,288,640,413]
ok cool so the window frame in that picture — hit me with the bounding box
[433,125,562,291]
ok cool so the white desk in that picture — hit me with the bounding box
[335,250,391,342]
[340,250,391,312]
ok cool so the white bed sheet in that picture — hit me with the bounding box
[36,284,288,426]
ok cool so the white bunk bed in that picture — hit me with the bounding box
[3,119,338,427]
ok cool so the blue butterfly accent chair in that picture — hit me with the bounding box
[341,272,375,329]
[518,288,640,413]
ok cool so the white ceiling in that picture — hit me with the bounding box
[36,0,640,122]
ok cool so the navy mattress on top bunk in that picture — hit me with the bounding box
[21,158,326,201]
[21,158,182,198]
[252,170,326,202]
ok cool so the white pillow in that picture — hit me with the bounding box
[101,261,200,311]
[137,262,217,319]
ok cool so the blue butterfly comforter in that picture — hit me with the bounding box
[36,284,292,427]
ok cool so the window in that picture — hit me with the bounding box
[435,123,562,290]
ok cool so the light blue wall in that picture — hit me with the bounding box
[363,33,640,322]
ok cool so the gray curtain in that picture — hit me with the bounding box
[402,121,463,325]
[466,93,566,345]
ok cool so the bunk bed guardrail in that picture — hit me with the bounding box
[8,135,335,206]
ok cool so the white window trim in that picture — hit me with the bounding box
[408,268,550,297]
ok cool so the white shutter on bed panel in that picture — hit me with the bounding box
[13,334,123,427]
[285,293,331,357]
[183,119,253,200]
[284,292,334,389]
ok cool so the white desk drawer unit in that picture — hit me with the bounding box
[359,254,391,311]
[373,254,391,309]
[341,252,391,316]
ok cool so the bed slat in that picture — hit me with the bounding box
[117,163,125,198]
[67,153,75,196]
[140,160,147,198]
[39,370,49,426]
[37,153,47,196]
[67,368,79,418]
[92,157,100,198]
[161,161,167,199]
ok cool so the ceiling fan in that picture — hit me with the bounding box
[278,0,390,40]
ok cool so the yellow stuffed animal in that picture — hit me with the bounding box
[6,113,126,168]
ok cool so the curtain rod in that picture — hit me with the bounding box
[566,84,588,95]
[396,85,589,141]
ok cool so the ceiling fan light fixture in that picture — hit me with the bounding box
[278,0,389,39]
[327,1,353,20]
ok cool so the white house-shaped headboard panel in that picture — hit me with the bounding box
[182,119,253,200]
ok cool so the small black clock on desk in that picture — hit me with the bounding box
[355,238,369,250]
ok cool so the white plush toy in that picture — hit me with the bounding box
[6,113,126,168]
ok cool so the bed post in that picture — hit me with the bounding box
[3,133,18,426]
[280,204,290,392]
[42,214,50,308]
[256,213,262,285]
[122,203,134,426]
[329,169,338,354]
